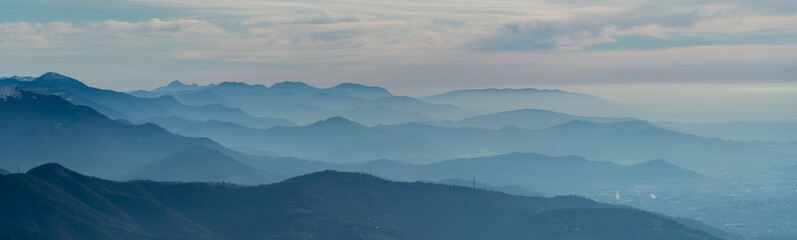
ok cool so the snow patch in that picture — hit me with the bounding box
[0,87,22,100]
[0,76,35,82]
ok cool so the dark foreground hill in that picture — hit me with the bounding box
[0,163,721,240]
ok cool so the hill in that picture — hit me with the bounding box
[126,147,274,184]
[0,168,9,175]
[0,163,721,240]
[0,88,226,178]
[0,73,292,129]
[234,116,454,163]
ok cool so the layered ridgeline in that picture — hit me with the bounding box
[129,79,477,125]
[0,73,294,129]
[6,87,697,189]
[0,88,265,180]
[345,153,706,194]
[125,147,274,184]
[0,163,722,240]
[211,114,794,175]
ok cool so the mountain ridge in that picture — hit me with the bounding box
[0,163,722,240]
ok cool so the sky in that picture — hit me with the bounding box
[1,0,796,121]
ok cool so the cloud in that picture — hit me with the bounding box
[473,7,700,51]
[91,18,225,37]
[0,22,82,49]
[242,10,367,26]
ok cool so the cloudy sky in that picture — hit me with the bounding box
[1,0,796,121]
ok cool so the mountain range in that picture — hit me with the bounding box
[0,87,229,178]
[0,163,722,240]
[2,72,776,239]
[0,73,293,129]
[129,79,476,126]
[372,120,795,175]
[5,84,789,179]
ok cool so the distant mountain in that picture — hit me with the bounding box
[141,116,262,149]
[144,116,453,163]
[0,168,9,175]
[126,147,274,184]
[325,82,392,99]
[0,72,292,129]
[269,81,320,96]
[0,88,226,178]
[373,120,791,175]
[347,153,704,194]
[450,108,637,129]
[0,163,721,240]
[257,117,454,162]
[153,80,204,93]
[337,105,436,126]
[132,79,475,125]
[421,88,634,117]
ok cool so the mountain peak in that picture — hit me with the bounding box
[269,81,320,96]
[217,81,250,87]
[153,80,202,92]
[627,159,705,179]
[39,72,66,79]
[308,116,363,128]
[631,158,687,170]
[326,83,392,99]
[270,81,315,89]
[35,72,88,88]
[641,158,671,166]
[26,163,79,179]
[284,170,388,185]
[334,83,368,88]
[166,80,190,87]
